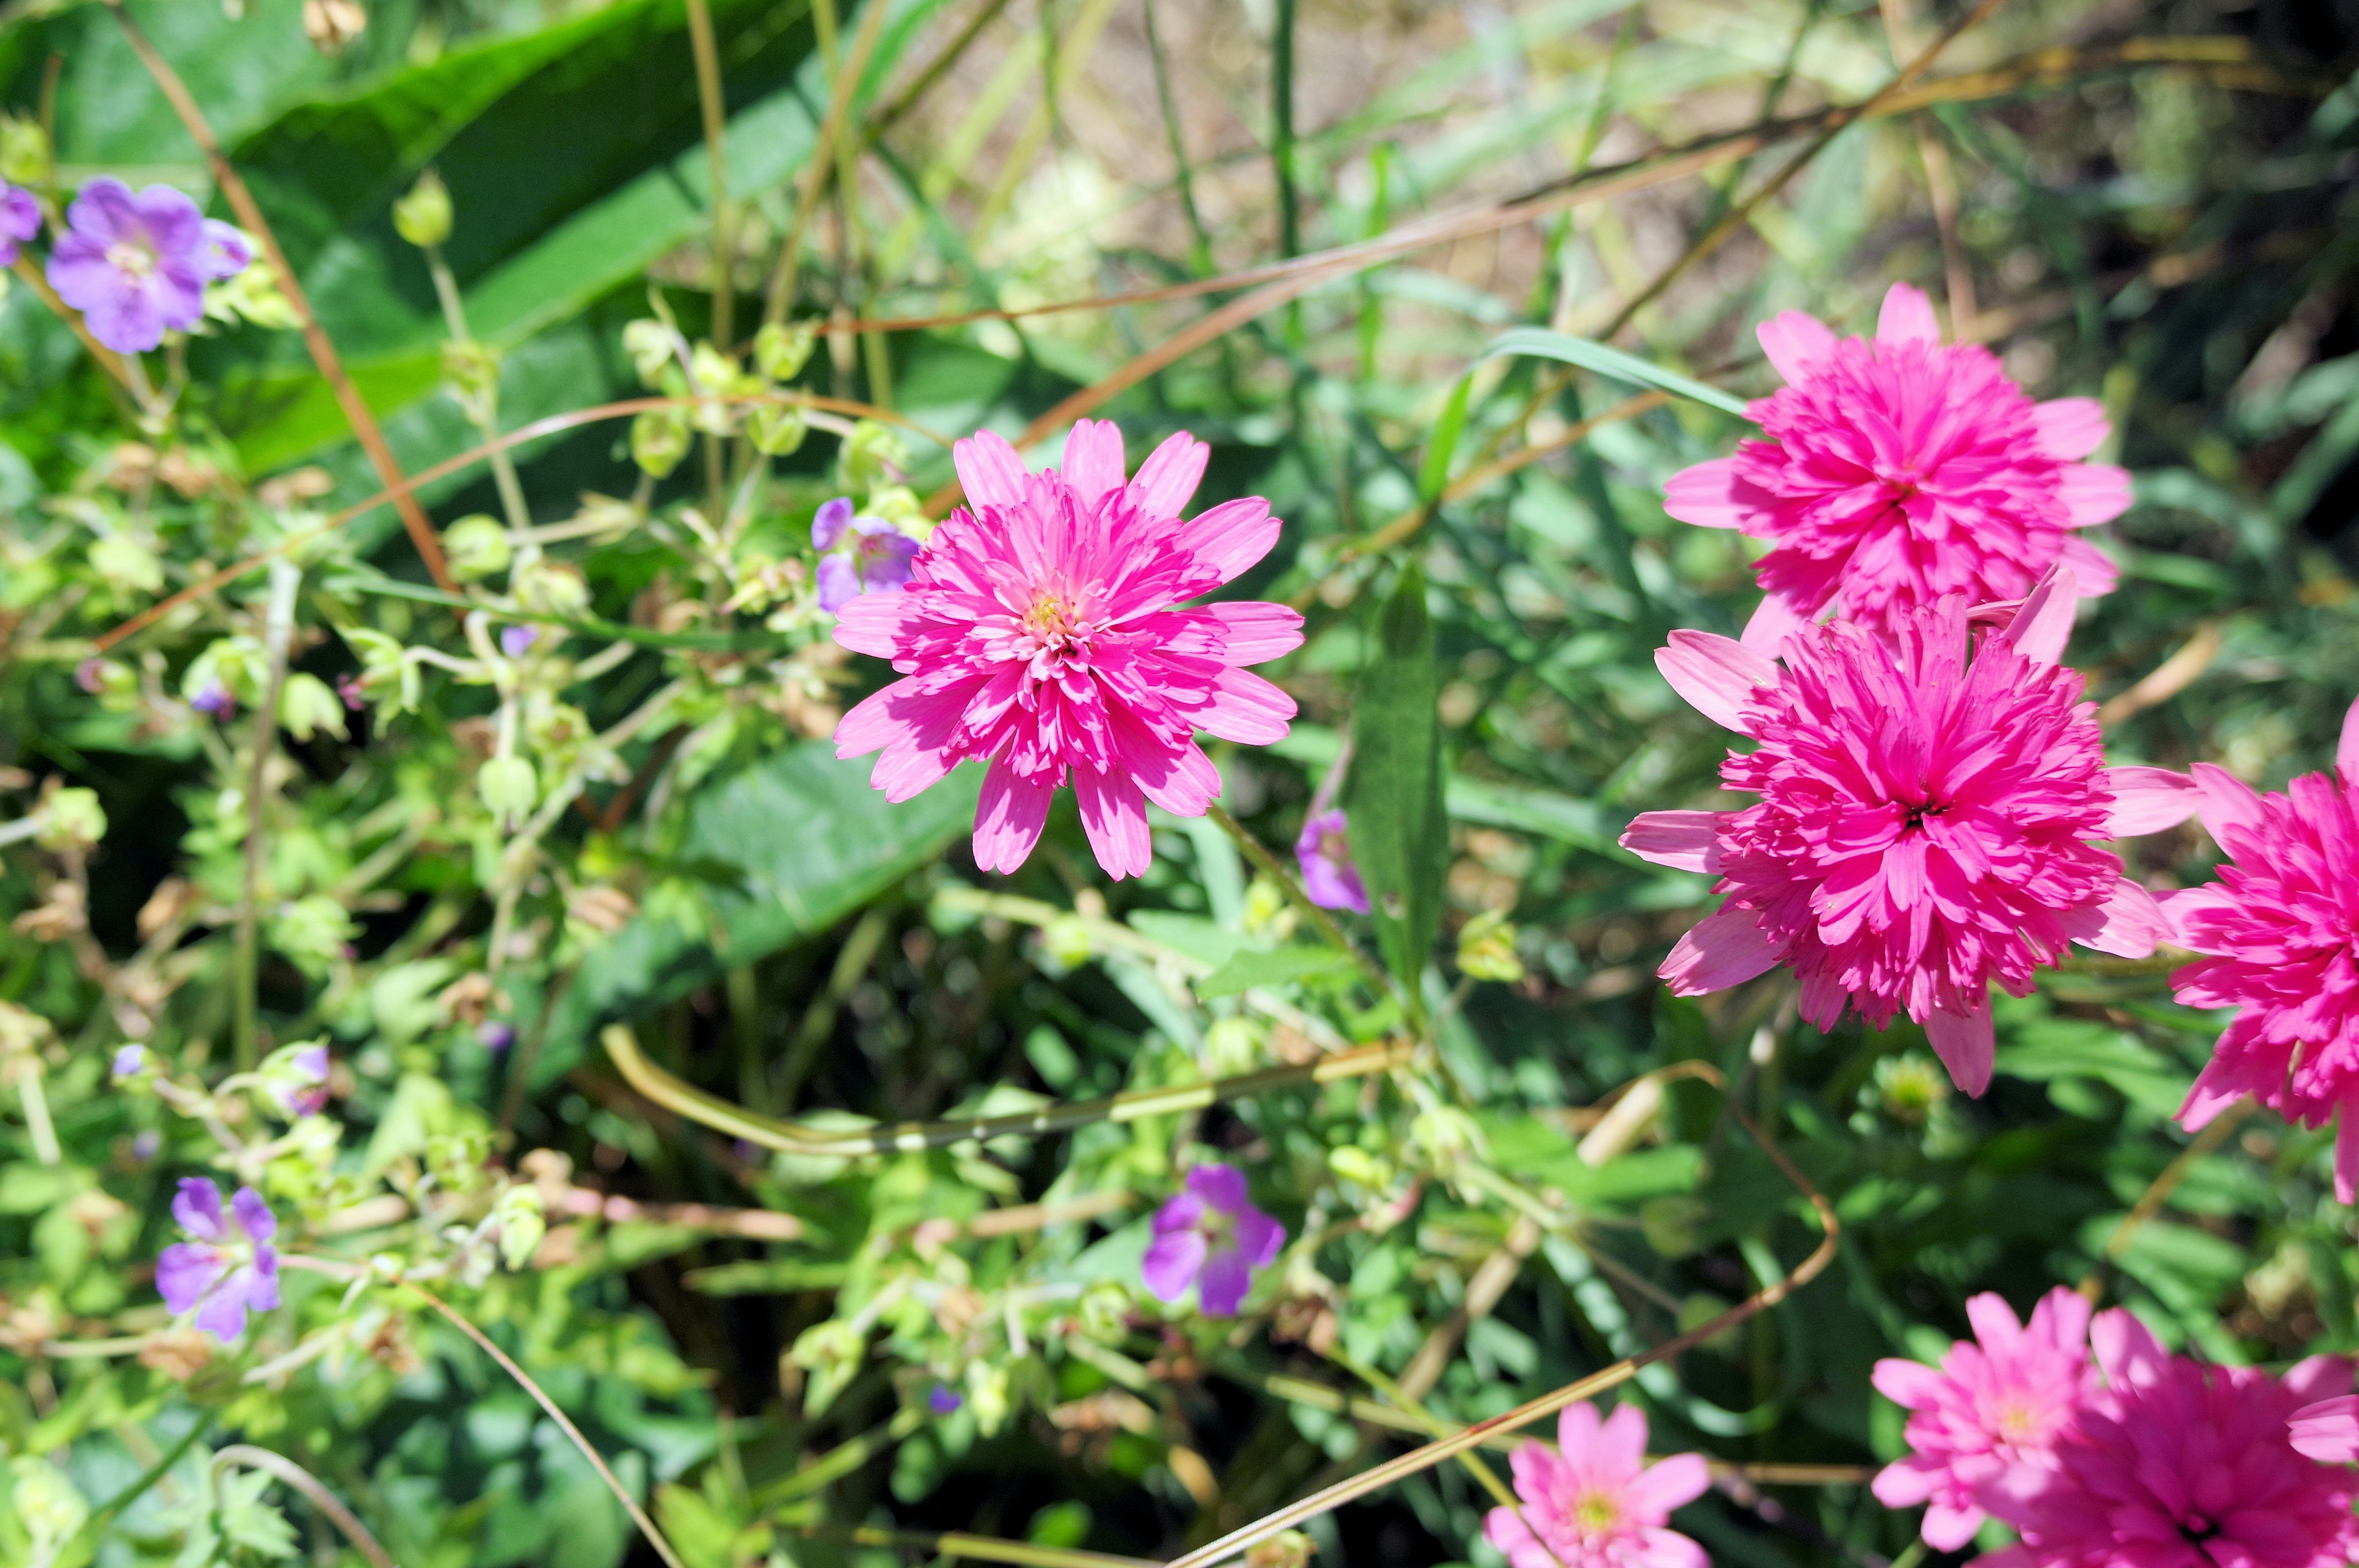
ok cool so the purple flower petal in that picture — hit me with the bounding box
[112,1045,149,1079]
[500,624,540,658]
[811,496,855,551]
[1184,1163,1249,1214]
[130,185,204,257]
[1151,1190,1205,1235]
[80,281,169,354]
[1296,809,1369,913]
[244,1248,281,1312]
[171,1177,226,1240]
[929,1386,963,1415]
[1141,1229,1208,1303]
[63,177,136,246]
[1232,1203,1286,1268]
[155,1241,222,1314]
[0,186,36,264]
[230,1186,277,1245]
[1195,1248,1253,1316]
[200,219,252,279]
[477,1021,515,1051]
[192,1278,250,1339]
[815,554,861,613]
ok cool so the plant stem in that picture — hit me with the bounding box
[425,246,533,534]
[684,0,733,349]
[17,1066,58,1164]
[233,560,301,1071]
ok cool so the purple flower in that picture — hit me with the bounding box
[0,184,39,265]
[1141,1164,1286,1317]
[111,1045,154,1082]
[337,674,367,711]
[190,681,234,719]
[156,1178,281,1339]
[1294,808,1369,913]
[131,1129,162,1164]
[929,1385,963,1416]
[812,498,919,614]
[47,179,217,354]
[258,1042,330,1118]
[476,1020,515,1052]
[75,657,108,695]
[499,624,540,658]
[200,220,252,280]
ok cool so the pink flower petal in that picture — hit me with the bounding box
[2290,1396,2359,1463]
[2089,1306,2167,1389]
[2339,694,2359,786]
[2057,878,2170,959]
[1877,281,1942,346]
[1756,309,1839,383]
[1924,1001,1994,1095]
[2058,463,2132,526]
[1191,667,1296,746]
[973,762,1055,874]
[1661,905,1783,994]
[1740,591,1810,657]
[1059,418,1127,504]
[1620,810,1725,873]
[1129,431,1208,519]
[1662,457,1750,528]
[1074,768,1151,880]
[832,591,925,658]
[2032,397,2110,461]
[1629,1452,1710,1515]
[1172,497,1280,589]
[1963,1292,2026,1353]
[1996,564,2079,666]
[952,431,1028,509]
[1656,631,1776,734]
[1871,1456,1939,1508]
[2057,534,2119,596]
[1596,1402,1649,1473]
[2102,766,2201,837]
[2189,762,2266,847]
[1871,1357,1947,1409]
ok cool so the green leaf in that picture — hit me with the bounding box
[1194,945,1357,999]
[1482,326,1750,416]
[1344,564,1445,995]
[1417,373,1474,502]
[541,744,979,1077]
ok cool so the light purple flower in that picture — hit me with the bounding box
[500,624,540,658]
[111,1045,154,1082]
[477,1020,515,1052]
[0,184,38,265]
[929,1386,963,1416]
[258,1042,330,1118]
[156,1178,281,1339]
[1141,1163,1286,1316]
[131,1129,161,1164]
[200,220,252,280]
[812,497,919,614]
[47,179,219,354]
[76,657,108,695]
[1295,809,1369,913]
[190,681,234,719]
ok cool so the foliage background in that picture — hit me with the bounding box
[3,1,2359,1566]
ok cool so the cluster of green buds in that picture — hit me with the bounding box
[622,316,819,478]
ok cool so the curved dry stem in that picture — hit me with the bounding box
[212,1445,396,1568]
[400,1281,689,1568]
[603,1023,1409,1158]
[1161,1064,1839,1568]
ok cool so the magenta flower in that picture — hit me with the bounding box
[155,1178,281,1339]
[2168,697,2359,1200]
[2290,1396,2359,1463]
[1665,282,2129,652]
[1976,1309,2359,1568]
[0,182,37,265]
[832,421,1304,880]
[1141,1164,1285,1316]
[47,179,235,354]
[1871,1286,2096,1549]
[813,496,920,614]
[1618,569,2196,1093]
[1482,1400,1710,1568]
[1295,808,1368,913]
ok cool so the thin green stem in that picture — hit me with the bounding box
[793,1523,1156,1568]
[17,1065,58,1164]
[234,560,301,1071]
[754,1405,923,1507]
[684,0,734,349]
[425,246,532,534]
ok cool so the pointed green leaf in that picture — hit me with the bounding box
[1344,564,1445,997]
[1482,326,1750,416]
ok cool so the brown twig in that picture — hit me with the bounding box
[108,1,458,595]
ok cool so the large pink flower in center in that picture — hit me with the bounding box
[1665,283,2130,652]
[2169,695,2359,1199]
[1619,569,2196,1092]
[832,421,1304,880]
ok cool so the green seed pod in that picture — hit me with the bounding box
[630,405,691,478]
[393,169,453,249]
[754,319,818,381]
[442,515,513,581]
[746,402,808,456]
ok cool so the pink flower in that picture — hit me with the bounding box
[156,1178,281,1340]
[2289,1396,2359,1464]
[1294,808,1369,913]
[1141,1163,1285,1316]
[1619,569,2197,1093]
[1871,1286,2097,1549]
[1664,282,2129,653]
[1483,1401,1710,1568]
[1976,1309,2358,1568]
[2168,696,2359,1200]
[832,421,1303,880]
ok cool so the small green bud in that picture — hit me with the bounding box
[622,319,676,386]
[478,756,538,823]
[1326,1145,1388,1189]
[393,169,453,249]
[0,115,52,186]
[441,338,499,403]
[442,515,512,581]
[278,673,349,742]
[836,419,907,494]
[745,402,808,456]
[1454,908,1526,982]
[514,561,590,618]
[495,1184,546,1271]
[36,788,105,852]
[754,320,818,381]
[270,895,357,974]
[630,406,690,478]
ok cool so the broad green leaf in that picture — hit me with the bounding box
[1344,564,1445,994]
[1194,945,1356,999]
[1482,326,1750,416]
[540,744,978,1078]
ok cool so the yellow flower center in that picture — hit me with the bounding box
[1025,594,1080,641]
[1573,1490,1620,1533]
